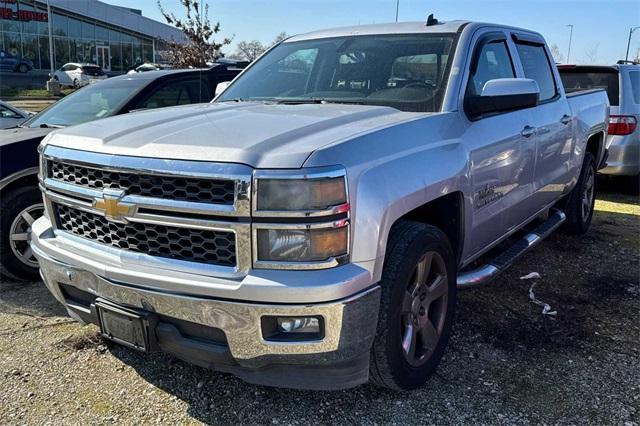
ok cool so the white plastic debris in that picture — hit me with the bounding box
[528,282,557,316]
[520,272,541,280]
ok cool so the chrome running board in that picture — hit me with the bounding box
[457,209,566,289]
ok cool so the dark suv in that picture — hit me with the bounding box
[0,64,245,280]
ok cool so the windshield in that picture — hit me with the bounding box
[217,34,455,112]
[24,78,147,128]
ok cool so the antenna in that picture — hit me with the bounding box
[426,14,438,26]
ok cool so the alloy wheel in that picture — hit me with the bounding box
[9,203,44,268]
[582,166,595,222]
[400,251,449,367]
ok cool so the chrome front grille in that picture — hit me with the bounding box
[49,160,236,205]
[56,204,237,266]
[40,145,252,277]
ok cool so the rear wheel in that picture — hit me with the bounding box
[369,221,456,390]
[1,186,44,281]
[562,152,596,235]
[73,78,80,88]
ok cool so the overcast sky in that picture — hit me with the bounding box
[103,0,640,64]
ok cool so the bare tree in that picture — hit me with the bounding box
[583,43,600,64]
[157,0,232,68]
[272,32,289,46]
[234,40,267,62]
[549,44,565,63]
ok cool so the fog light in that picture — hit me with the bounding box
[261,315,324,341]
[278,317,320,333]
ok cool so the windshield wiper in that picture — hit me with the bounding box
[275,98,367,106]
[38,123,64,128]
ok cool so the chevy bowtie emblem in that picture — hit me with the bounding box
[93,190,134,221]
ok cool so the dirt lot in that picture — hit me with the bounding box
[1,181,638,425]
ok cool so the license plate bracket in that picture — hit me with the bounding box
[95,299,152,352]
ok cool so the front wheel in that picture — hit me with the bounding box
[369,221,456,390]
[562,152,596,235]
[0,186,44,281]
[17,64,29,73]
[73,78,80,88]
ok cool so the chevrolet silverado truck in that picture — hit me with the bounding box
[30,19,608,391]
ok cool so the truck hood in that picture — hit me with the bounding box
[42,102,414,168]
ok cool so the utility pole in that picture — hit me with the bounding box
[626,26,640,61]
[566,24,574,63]
[395,0,399,22]
[45,0,60,94]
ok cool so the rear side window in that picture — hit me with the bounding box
[629,71,640,104]
[467,41,515,96]
[559,69,619,105]
[515,43,557,102]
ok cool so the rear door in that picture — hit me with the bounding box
[463,31,538,256]
[513,34,574,207]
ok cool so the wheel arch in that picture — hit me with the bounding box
[0,168,39,198]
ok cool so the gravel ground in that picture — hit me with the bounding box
[1,181,638,425]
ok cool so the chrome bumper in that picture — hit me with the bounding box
[32,217,380,374]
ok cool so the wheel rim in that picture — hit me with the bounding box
[9,203,44,268]
[400,251,449,367]
[582,166,595,222]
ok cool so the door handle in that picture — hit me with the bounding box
[521,125,536,138]
[560,114,572,125]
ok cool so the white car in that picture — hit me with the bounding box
[52,63,107,88]
[0,100,32,129]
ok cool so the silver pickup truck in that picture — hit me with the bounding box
[31,19,608,391]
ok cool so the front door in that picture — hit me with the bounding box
[464,34,538,257]
[97,46,111,72]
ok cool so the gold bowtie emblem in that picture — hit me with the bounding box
[94,194,133,220]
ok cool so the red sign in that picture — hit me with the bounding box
[0,7,48,21]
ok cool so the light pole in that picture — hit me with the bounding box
[626,26,640,61]
[45,0,60,94]
[395,0,399,22]
[566,24,574,63]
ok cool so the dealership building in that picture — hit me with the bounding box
[0,0,185,73]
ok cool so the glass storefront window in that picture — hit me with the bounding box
[109,42,122,72]
[3,32,21,57]
[67,17,81,38]
[81,21,94,39]
[2,2,20,33]
[109,29,120,43]
[95,25,108,42]
[122,41,133,70]
[142,43,154,63]
[133,38,142,66]
[22,34,39,67]
[52,13,67,37]
[54,36,69,68]
[39,35,51,70]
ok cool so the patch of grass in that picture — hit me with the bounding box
[0,87,75,98]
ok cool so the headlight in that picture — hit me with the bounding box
[252,167,350,269]
[256,221,348,263]
[253,167,348,216]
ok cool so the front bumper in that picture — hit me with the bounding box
[32,217,381,390]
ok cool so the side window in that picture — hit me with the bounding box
[467,40,515,96]
[629,71,640,104]
[135,79,207,110]
[0,105,21,118]
[515,43,557,101]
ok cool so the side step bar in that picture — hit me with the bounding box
[457,209,566,289]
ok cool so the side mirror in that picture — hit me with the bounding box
[215,81,231,97]
[467,78,539,118]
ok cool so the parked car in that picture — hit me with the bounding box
[31,19,608,391]
[559,61,639,178]
[126,63,167,74]
[0,65,245,281]
[51,63,108,88]
[0,50,33,73]
[0,100,33,129]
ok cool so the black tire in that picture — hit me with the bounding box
[17,63,29,73]
[73,79,80,88]
[562,152,596,235]
[0,186,44,281]
[369,221,457,390]
[53,75,59,82]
